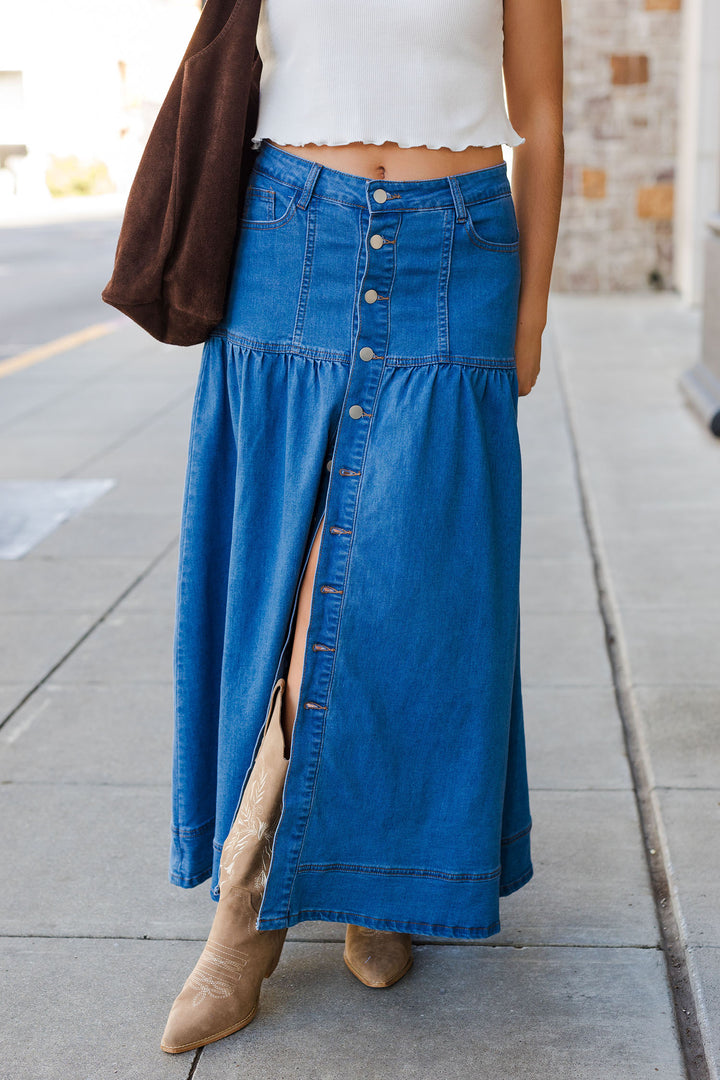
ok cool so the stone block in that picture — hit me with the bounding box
[582,168,607,198]
[611,54,650,84]
[637,183,674,219]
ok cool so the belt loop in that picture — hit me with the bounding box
[297,161,322,210]
[447,174,467,223]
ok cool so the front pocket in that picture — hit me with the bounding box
[463,192,520,252]
[240,185,276,223]
[240,172,300,230]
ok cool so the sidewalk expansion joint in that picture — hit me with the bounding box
[549,316,712,1080]
[187,1047,203,1080]
[0,933,664,947]
[0,780,169,788]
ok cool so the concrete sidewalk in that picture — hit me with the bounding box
[0,293,714,1078]
[550,294,720,1079]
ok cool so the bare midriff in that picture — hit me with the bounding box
[266,139,505,181]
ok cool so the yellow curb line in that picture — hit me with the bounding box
[0,319,122,380]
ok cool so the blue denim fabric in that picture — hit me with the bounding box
[170,139,533,939]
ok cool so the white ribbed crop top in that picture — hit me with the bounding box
[250,0,525,153]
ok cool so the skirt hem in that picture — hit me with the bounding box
[255,906,505,941]
[499,862,534,897]
[252,863,534,940]
[169,866,213,889]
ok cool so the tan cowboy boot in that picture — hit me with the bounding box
[343,924,414,988]
[161,677,290,1054]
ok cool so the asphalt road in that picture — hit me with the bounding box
[0,215,124,357]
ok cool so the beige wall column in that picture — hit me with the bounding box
[680,204,720,435]
[673,0,720,304]
[677,0,720,435]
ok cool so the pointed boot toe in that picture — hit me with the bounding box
[160,963,258,1055]
[343,924,414,988]
[160,886,287,1053]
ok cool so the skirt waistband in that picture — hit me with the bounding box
[250,138,513,214]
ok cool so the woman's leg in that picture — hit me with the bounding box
[282,513,325,750]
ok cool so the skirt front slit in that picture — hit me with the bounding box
[170,139,534,939]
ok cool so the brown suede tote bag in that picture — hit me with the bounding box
[101,0,262,346]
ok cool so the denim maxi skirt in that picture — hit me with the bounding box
[170,139,534,940]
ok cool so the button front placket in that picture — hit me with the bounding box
[257,183,401,927]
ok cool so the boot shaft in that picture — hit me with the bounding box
[219,678,290,896]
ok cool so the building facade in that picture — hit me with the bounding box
[551,0,684,293]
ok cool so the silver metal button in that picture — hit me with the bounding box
[349,404,364,419]
[364,289,378,304]
[359,346,374,361]
[373,188,388,203]
[326,458,332,471]
[370,234,384,249]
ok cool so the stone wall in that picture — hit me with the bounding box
[551,0,683,291]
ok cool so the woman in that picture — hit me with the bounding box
[162,0,564,1054]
